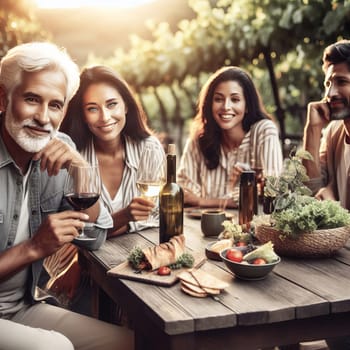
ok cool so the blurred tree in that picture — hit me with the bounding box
[0,0,48,57]
[88,0,350,154]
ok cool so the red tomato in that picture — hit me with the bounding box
[157,266,171,276]
[236,241,247,247]
[226,249,243,263]
[252,258,267,265]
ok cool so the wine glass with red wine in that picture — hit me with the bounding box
[64,163,101,239]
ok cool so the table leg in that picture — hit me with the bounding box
[133,322,196,350]
[91,279,99,319]
[135,328,153,350]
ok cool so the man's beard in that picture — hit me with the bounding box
[330,107,350,120]
[5,102,57,153]
[329,98,350,120]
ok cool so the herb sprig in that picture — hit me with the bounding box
[128,246,145,270]
[169,253,195,270]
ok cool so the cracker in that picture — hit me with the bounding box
[181,280,220,295]
[178,270,228,290]
[181,283,208,298]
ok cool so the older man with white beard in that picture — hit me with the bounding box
[0,42,133,350]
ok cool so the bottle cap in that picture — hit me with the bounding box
[240,170,256,183]
[168,143,176,155]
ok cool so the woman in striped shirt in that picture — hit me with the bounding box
[49,65,164,313]
[61,65,164,237]
[177,66,283,208]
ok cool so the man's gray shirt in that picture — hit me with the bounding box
[0,131,112,317]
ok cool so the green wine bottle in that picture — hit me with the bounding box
[159,144,184,243]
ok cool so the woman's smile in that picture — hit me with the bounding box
[218,113,234,121]
[97,121,118,130]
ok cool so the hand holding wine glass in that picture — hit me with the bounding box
[64,163,101,240]
[136,144,166,224]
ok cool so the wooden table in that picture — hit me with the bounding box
[79,214,350,350]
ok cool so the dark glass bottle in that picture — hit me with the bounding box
[250,167,264,215]
[159,144,184,243]
[263,195,275,214]
[252,167,264,206]
[239,170,256,227]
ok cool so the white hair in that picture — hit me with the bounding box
[0,42,80,103]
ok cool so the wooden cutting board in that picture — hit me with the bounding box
[107,253,206,287]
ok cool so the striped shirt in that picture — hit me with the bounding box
[177,119,283,202]
[82,135,165,232]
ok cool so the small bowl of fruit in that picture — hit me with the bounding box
[220,242,281,280]
[206,238,248,261]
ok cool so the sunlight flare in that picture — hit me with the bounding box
[35,0,155,8]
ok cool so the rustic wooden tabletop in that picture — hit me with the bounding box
[79,213,350,350]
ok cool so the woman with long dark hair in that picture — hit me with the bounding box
[178,66,283,207]
[61,65,164,236]
[47,65,164,311]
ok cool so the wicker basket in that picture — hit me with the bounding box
[255,225,350,258]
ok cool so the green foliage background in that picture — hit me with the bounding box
[89,0,350,153]
[2,0,350,154]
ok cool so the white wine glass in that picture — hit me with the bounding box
[136,144,166,225]
[64,163,101,240]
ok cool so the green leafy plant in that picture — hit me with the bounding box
[272,197,350,238]
[264,148,313,211]
[263,148,350,238]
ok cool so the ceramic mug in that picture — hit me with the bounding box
[201,210,226,237]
